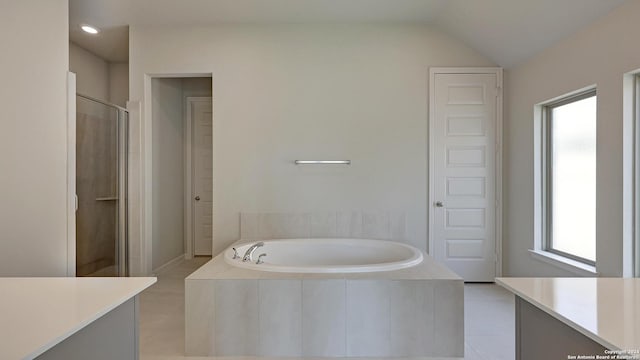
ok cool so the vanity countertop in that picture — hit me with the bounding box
[0,277,156,360]
[496,277,640,351]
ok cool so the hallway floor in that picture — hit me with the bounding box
[139,258,514,360]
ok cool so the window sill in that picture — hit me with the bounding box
[528,249,598,276]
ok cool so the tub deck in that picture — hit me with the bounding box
[186,241,463,359]
[187,241,461,281]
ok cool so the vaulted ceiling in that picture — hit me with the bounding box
[69,0,626,67]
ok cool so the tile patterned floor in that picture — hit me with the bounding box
[463,284,515,360]
[139,258,514,360]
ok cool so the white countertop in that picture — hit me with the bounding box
[496,277,640,351]
[0,277,156,360]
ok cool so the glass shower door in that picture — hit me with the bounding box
[76,95,128,277]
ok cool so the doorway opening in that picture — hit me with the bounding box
[150,77,213,273]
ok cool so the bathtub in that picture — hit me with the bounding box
[186,237,463,358]
[224,238,424,273]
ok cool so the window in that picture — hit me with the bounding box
[544,90,597,264]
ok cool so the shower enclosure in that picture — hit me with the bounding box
[76,95,128,277]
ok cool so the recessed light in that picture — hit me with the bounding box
[80,25,100,34]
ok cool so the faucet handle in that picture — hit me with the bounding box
[256,253,267,265]
[242,242,265,262]
[232,247,239,259]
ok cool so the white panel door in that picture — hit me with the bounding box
[431,72,498,282]
[192,99,213,256]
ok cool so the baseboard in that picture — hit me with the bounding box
[152,254,185,275]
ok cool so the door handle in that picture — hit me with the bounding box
[435,201,444,207]
[194,196,201,201]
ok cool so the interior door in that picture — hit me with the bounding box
[192,99,213,256]
[431,72,499,282]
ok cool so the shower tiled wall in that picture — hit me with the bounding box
[240,212,407,242]
[76,99,119,276]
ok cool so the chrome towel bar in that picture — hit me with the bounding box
[294,160,351,165]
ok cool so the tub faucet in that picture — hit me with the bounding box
[242,242,264,262]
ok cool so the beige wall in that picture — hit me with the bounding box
[131,24,495,259]
[182,77,212,99]
[109,63,129,107]
[70,42,110,101]
[0,0,69,276]
[69,43,129,107]
[504,0,640,277]
[151,78,184,270]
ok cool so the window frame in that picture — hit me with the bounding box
[542,89,597,266]
[634,75,640,277]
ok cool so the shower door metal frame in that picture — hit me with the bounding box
[76,93,129,277]
[117,107,129,277]
[67,72,77,276]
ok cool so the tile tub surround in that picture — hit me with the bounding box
[240,212,408,244]
[185,249,463,358]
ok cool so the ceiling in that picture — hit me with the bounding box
[69,25,129,63]
[69,0,626,67]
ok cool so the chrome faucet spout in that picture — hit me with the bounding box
[242,242,264,262]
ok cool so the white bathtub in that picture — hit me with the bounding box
[224,238,423,273]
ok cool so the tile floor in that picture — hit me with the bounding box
[139,258,514,360]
